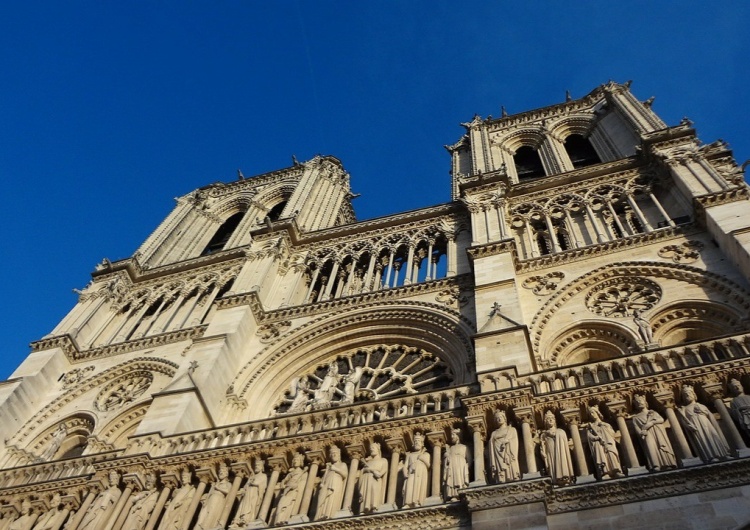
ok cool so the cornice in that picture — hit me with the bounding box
[693,187,750,221]
[92,252,247,285]
[31,326,207,363]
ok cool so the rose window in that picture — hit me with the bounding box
[273,345,453,415]
[585,278,662,318]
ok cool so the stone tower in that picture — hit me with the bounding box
[2,82,750,529]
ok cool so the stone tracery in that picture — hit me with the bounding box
[273,345,454,415]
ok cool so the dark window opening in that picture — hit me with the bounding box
[536,233,550,255]
[564,134,600,168]
[513,146,545,179]
[267,201,287,222]
[556,230,569,251]
[201,212,245,256]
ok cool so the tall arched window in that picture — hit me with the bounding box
[267,201,288,222]
[513,146,545,179]
[201,211,245,256]
[564,134,600,168]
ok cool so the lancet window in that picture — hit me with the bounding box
[272,345,453,415]
[509,175,687,260]
[513,145,545,179]
[201,211,245,256]
[304,233,449,304]
[564,133,601,168]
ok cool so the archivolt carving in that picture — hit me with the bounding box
[10,358,177,447]
[522,272,565,295]
[650,301,742,346]
[96,403,150,450]
[59,366,95,389]
[548,323,638,367]
[256,321,292,343]
[229,301,475,408]
[530,262,750,358]
[272,344,453,415]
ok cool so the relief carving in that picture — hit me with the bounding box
[585,278,662,317]
[95,372,153,412]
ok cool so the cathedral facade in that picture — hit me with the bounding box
[2,82,750,529]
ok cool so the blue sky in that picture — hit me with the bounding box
[1,2,748,378]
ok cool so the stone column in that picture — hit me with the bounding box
[543,210,562,253]
[182,468,212,530]
[108,474,138,530]
[607,399,644,473]
[145,472,175,530]
[703,382,748,455]
[654,391,695,463]
[57,489,95,530]
[625,193,653,232]
[584,202,607,243]
[514,407,538,476]
[648,192,675,227]
[219,462,252,528]
[298,450,324,521]
[425,431,446,504]
[466,416,487,486]
[384,437,406,511]
[337,444,364,516]
[258,457,286,524]
[560,408,590,478]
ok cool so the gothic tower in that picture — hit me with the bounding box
[2,82,750,529]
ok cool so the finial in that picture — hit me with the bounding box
[292,154,300,166]
[501,105,508,117]
[643,96,655,108]
[237,169,244,180]
[565,90,572,102]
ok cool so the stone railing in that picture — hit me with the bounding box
[0,450,116,490]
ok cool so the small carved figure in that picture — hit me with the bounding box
[585,405,624,479]
[195,464,231,530]
[358,443,388,514]
[729,378,750,436]
[230,460,267,528]
[9,501,35,530]
[539,411,575,486]
[631,394,676,471]
[40,424,67,461]
[122,473,159,530]
[678,385,731,462]
[443,428,469,500]
[633,309,654,344]
[489,409,520,483]
[33,493,68,530]
[402,432,430,508]
[287,377,311,413]
[159,469,195,530]
[78,471,122,530]
[314,446,348,520]
[313,362,340,408]
[273,453,308,525]
[341,367,363,405]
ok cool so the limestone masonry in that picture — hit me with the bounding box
[2,82,750,529]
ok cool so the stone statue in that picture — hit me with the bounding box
[39,425,67,461]
[229,460,267,528]
[287,377,312,413]
[313,362,340,408]
[728,378,750,435]
[159,469,195,530]
[195,464,231,530]
[443,428,469,501]
[631,394,676,471]
[122,473,160,530]
[341,367,364,405]
[585,405,624,479]
[539,411,575,486]
[633,309,654,344]
[272,453,308,525]
[489,409,520,484]
[78,471,122,530]
[678,385,731,463]
[402,432,430,508]
[33,494,68,530]
[314,446,348,520]
[358,443,387,514]
[9,501,35,530]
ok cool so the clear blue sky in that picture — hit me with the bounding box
[1,2,748,378]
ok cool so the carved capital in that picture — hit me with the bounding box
[425,430,447,448]
[267,455,289,474]
[513,405,535,424]
[305,449,326,467]
[560,407,582,425]
[230,461,253,478]
[345,443,366,461]
[195,467,218,484]
[466,415,487,438]
[701,381,725,401]
[652,390,676,409]
[607,398,630,417]
[159,471,181,489]
[384,437,406,454]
